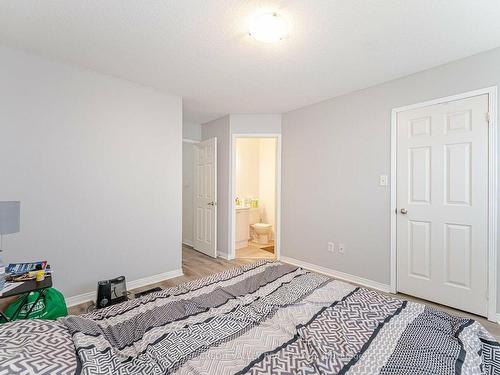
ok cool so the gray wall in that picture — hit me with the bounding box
[282,47,500,311]
[230,114,282,134]
[182,121,201,246]
[183,120,201,141]
[201,116,231,257]
[0,46,183,298]
[182,142,195,245]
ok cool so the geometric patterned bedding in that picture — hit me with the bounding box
[0,319,78,375]
[1,260,499,374]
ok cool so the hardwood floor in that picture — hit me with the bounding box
[69,245,500,341]
[68,245,256,314]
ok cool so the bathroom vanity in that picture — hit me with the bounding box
[235,207,249,249]
[235,207,260,249]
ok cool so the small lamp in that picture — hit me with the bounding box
[0,201,21,251]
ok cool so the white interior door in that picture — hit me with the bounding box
[193,138,217,258]
[396,94,489,316]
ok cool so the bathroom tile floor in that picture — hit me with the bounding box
[235,246,275,259]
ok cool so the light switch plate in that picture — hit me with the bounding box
[327,242,335,252]
[379,175,388,186]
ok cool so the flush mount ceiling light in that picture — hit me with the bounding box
[249,13,287,43]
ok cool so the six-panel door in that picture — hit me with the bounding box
[396,94,489,316]
[193,138,217,258]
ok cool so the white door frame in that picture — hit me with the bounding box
[390,86,498,322]
[229,133,282,260]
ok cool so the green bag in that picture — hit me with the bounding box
[4,288,68,321]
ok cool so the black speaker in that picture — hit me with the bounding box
[96,276,127,309]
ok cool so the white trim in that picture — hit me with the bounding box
[390,109,398,294]
[217,251,230,260]
[390,86,498,321]
[488,86,498,322]
[281,256,391,293]
[127,269,183,291]
[65,291,95,308]
[276,135,282,262]
[391,87,497,112]
[65,268,184,307]
[230,133,282,261]
[182,138,200,144]
[182,240,193,247]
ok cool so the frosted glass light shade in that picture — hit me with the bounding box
[249,13,287,43]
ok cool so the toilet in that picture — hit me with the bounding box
[252,223,272,244]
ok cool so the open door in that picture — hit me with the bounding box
[193,138,217,257]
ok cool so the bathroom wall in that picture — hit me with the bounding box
[235,138,260,200]
[235,137,277,239]
[259,138,277,238]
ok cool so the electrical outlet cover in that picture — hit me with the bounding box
[379,175,388,186]
[338,243,345,253]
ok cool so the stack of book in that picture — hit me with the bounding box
[5,261,52,282]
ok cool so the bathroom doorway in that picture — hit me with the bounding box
[230,134,281,260]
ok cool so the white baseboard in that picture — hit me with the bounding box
[218,251,230,260]
[127,269,184,290]
[65,268,184,307]
[182,240,193,247]
[65,291,96,308]
[280,256,392,293]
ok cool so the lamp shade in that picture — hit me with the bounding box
[0,201,20,235]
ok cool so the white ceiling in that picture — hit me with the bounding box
[1,1,500,124]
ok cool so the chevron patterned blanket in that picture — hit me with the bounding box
[2,260,498,374]
[60,260,499,374]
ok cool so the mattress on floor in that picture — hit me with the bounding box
[57,260,500,375]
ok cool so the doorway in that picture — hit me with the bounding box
[182,139,199,249]
[391,87,497,320]
[231,134,281,261]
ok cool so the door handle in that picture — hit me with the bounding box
[207,201,216,206]
[400,208,408,215]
